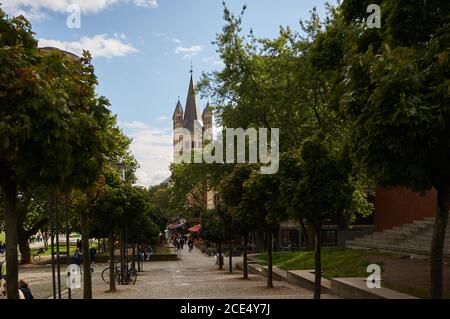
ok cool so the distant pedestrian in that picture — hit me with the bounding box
[72,249,82,268]
[89,247,97,264]
[76,239,82,251]
[188,239,194,252]
[18,279,34,300]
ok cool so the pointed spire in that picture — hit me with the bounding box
[172,99,183,120]
[183,72,201,132]
[202,102,212,117]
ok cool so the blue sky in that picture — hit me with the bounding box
[2,0,335,186]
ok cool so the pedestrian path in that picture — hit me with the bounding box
[89,248,334,299]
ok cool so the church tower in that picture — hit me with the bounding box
[172,99,184,156]
[172,69,213,160]
[202,102,213,132]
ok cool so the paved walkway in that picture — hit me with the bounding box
[89,248,333,299]
[3,248,336,299]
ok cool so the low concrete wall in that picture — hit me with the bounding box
[331,278,418,299]
[286,270,331,293]
[236,262,417,299]
[261,266,287,282]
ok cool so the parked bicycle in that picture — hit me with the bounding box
[18,249,46,263]
[101,263,137,285]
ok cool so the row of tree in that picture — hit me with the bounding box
[171,1,450,299]
[0,8,165,299]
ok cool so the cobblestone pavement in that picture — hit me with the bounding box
[4,248,336,299]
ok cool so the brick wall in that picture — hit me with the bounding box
[374,187,436,231]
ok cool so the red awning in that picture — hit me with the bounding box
[188,224,201,233]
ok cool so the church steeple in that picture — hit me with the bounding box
[172,98,183,120]
[172,98,184,133]
[202,102,213,132]
[183,72,201,132]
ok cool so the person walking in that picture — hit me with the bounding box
[186,238,193,252]
[180,237,185,250]
[72,249,83,271]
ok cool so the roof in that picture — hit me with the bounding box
[202,102,212,118]
[160,176,172,185]
[183,74,202,131]
[172,100,184,120]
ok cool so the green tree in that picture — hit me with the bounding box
[340,0,450,298]
[241,170,286,288]
[200,209,227,270]
[281,136,372,299]
[220,165,254,279]
[0,8,125,298]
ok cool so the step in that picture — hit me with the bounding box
[346,240,450,258]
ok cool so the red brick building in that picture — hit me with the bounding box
[374,187,437,231]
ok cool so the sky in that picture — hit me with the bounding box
[1,0,335,187]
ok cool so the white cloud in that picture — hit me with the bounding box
[121,121,173,187]
[175,45,203,58]
[132,0,158,8]
[1,0,158,20]
[120,121,151,130]
[114,32,127,39]
[202,55,224,67]
[153,33,183,44]
[38,34,138,59]
[157,116,169,121]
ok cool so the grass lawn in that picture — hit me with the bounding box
[30,245,78,256]
[257,248,450,299]
[257,248,396,279]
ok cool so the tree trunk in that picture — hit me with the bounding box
[132,244,136,269]
[18,235,31,265]
[430,184,450,299]
[267,231,273,288]
[2,179,20,299]
[80,210,92,299]
[313,223,322,299]
[108,232,116,292]
[243,233,248,280]
[17,217,48,265]
[299,219,308,250]
[228,239,233,273]
[306,223,315,252]
[218,241,223,270]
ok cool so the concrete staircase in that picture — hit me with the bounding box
[346,217,450,257]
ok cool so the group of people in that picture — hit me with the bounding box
[172,234,194,253]
[0,261,34,299]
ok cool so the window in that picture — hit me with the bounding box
[321,230,337,246]
[281,230,299,248]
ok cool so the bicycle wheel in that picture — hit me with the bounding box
[101,267,111,284]
[33,255,41,262]
[115,267,122,285]
[129,268,137,285]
